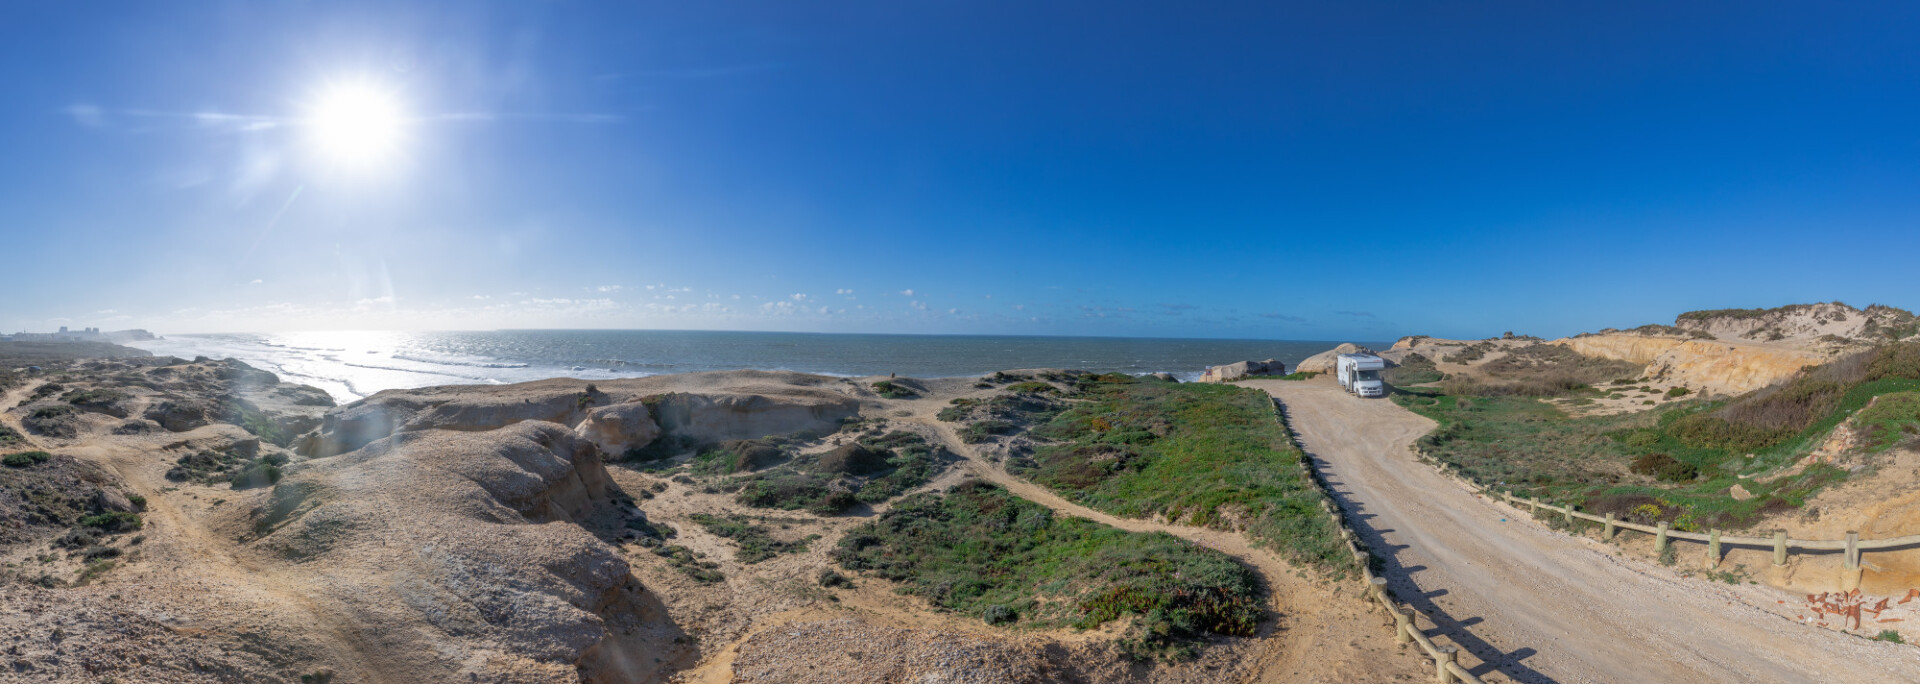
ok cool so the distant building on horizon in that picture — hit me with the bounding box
[7,326,152,343]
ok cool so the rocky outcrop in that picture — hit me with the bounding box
[252,421,677,681]
[295,384,606,458]
[1296,344,1373,374]
[573,402,662,457]
[297,374,860,459]
[143,398,212,432]
[1555,335,1831,395]
[649,392,858,444]
[1199,359,1285,383]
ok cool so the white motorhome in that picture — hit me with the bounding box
[1336,353,1387,398]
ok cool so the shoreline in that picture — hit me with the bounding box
[124,330,1370,403]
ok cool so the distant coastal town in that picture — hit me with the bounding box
[2,326,155,343]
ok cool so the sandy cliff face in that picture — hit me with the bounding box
[254,421,677,683]
[648,392,856,444]
[1555,335,1832,395]
[297,372,859,459]
[1675,302,1918,346]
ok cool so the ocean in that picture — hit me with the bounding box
[127,330,1375,403]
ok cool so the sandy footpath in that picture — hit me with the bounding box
[1243,376,1920,684]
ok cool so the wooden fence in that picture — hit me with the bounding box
[1424,458,1920,580]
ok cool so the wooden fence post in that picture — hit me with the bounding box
[1562,503,1574,526]
[1845,530,1861,570]
[1707,529,1721,569]
[1603,512,1617,541]
[1528,496,1539,514]
[1772,529,1787,567]
[1435,645,1459,683]
[1655,521,1670,557]
[1395,607,1415,645]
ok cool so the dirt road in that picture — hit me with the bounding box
[1,380,49,450]
[1246,377,1920,683]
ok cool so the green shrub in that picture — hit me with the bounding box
[1383,353,1445,385]
[1876,629,1905,644]
[1620,431,1661,448]
[1666,386,1692,398]
[2,451,53,467]
[959,420,1017,443]
[1277,371,1320,381]
[981,604,1016,625]
[651,544,724,583]
[228,463,284,489]
[1629,454,1699,482]
[1005,381,1057,395]
[1854,391,1920,451]
[817,569,853,588]
[687,513,817,563]
[871,380,918,399]
[80,512,143,532]
[692,439,786,476]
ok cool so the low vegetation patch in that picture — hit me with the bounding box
[1440,344,1639,397]
[166,446,288,488]
[714,431,950,514]
[687,513,819,563]
[80,511,143,532]
[834,481,1262,661]
[1394,343,1920,531]
[3,451,52,468]
[871,380,918,399]
[651,544,724,583]
[1853,391,1920,452]
[1382,353,1444,386]
[1000,375,1346,569]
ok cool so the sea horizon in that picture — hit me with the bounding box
[126,329,1385,403]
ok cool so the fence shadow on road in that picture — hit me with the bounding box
[1307,449,1564,684]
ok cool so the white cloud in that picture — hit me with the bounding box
[910,300,928,311]
[790,293,808,302]
[471,295,490,300]
[1013,304,1025,311]
[947,308,958,314]
[835,288,854,295]
[249,279,264,285]
[595,285,625,293]
[65,104,105,128]
[899,289,915,297]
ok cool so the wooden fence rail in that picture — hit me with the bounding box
[1422,458,1918,580]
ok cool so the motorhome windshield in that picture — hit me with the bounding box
[1356,369,1380,381]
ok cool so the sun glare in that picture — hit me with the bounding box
[306,81,406,171]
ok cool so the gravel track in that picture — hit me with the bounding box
[1248,377,1920,683]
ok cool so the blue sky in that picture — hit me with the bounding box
[3,2,1918,340]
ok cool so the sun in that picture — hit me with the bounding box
[306,80,407,171]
